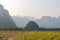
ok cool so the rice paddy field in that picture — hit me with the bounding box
[0,31,60,40]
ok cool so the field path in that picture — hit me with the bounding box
[0,31,19,40]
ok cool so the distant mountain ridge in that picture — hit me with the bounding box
[12,16,60,28]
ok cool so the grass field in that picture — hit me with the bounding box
[0,31,60,40]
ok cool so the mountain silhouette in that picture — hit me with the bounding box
[0,4,17,29]
[12,16,60,28]
[24,21,39,30]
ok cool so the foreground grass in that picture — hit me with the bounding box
[0,30,60,40]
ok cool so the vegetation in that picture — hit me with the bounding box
[0,31,60,40]
[24,21,40,30]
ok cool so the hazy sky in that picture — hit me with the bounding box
[0,0,60,18]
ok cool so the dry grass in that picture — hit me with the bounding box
[0,31,60,40]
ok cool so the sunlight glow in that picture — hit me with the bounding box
[0,0,60,18]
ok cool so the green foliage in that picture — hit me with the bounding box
[24,21,40,30]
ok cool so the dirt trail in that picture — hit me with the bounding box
[0,31,19,40]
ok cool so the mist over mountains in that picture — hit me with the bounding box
[0,4,17,29]
[0,4,60,30]
[12,16,36,28]
[12,16,60,28]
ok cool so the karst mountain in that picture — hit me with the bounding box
[0,4,17,29]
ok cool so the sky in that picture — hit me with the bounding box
[0,0,60,18]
